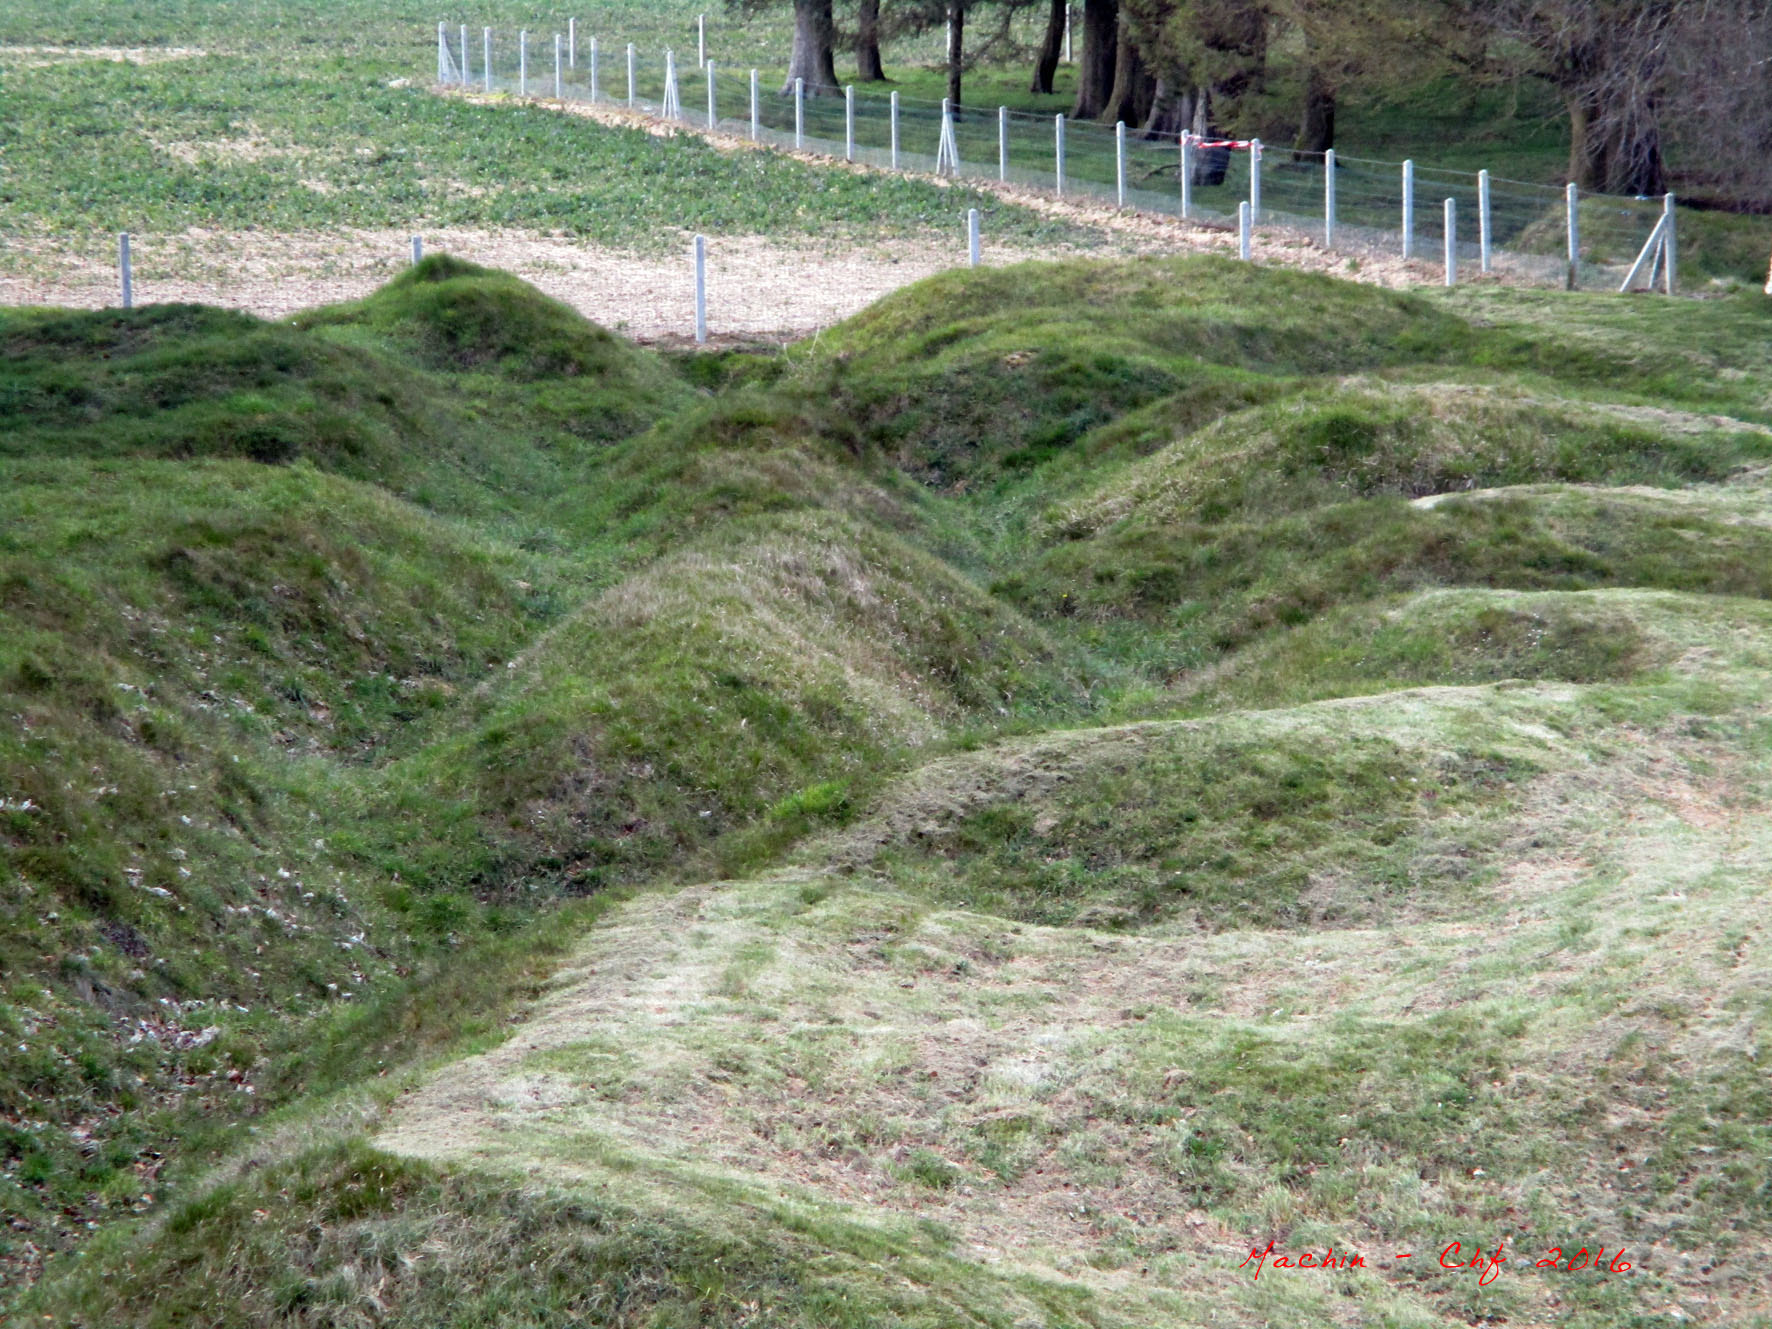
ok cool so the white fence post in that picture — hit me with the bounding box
[460,25,469,86]
[794,78,804,149]
[1565,182,1580,289]
[751,70,759,140]
[437,21,448,83]
[1478,169,1492,274]
[118,232,132,308]
[1444,198,1456,286]
[483,28,491,94]
[627,43,636,108]
[1249,138,1262,222]
[1115,121,1126,207]
[846,85,855,160]
[1180,133,1192,219]
[519,30,527,96]
[937,98,960,175]
[554,33,562,99]
[707,60,717,128]
[1663,192,1676,294]
[1064,3,1072,62]
[1401,159,1415,259]
[968,208,981,267]
[411,234,423,264]
[664,49,681,121]
[1055,113,1065,197]
[1324,148,1336,247]
[698,14,707,69]
[694,234,708,344]
[890,91,900,167]
[999,106,1008,182]
[1238,201,1252,261]
[590,37,599,101]
[568,17,576,68]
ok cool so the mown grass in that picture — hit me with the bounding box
[6,250,1772,1325]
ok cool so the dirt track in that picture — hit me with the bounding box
[0,89,1456,341]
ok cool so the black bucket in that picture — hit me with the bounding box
[1192,144,1231,188]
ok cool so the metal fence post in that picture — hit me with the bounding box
[999,106,1008,182]
[708,60,717,128]
[460,25,469,86]
[1250,138,1262,222]
[437,21,448,83]
[1401,159,1414,259]
[483,27,491,93]
[968,207,981,267]
[590,37,599,101]
[1180,133,1192,219]
[1662,193,1677,294]
[846,85,855,160]
[118,232,132,308]
[1324,148,1336,247]
[1478,169,1492,274]
[1444,198,1456,286]
[411,234,423,264]
[1055,114,1065,197]
[694,234,708,344]
[751,70,759,141]
[568,17,575,68]
[1565,181,1579,290]
[890,91,900,167]
[795,78,804,149]
[627,43,636,108]
[1115,121,1126,207]
[554,33,562,98]
[519,30,527,96]
[698,14,706,69]
[1238,201,1252,261]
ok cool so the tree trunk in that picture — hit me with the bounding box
[1071,0,1117,119]
[1032,0,1066,94]
[1141,79,1191,139]
[1293,67,1335,156]
[947,0,965,110]
[1101,11,1154,126]
[1570,101,1667,196]
[783,0,837,95]
[857,0,885,82]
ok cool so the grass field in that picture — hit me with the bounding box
[3,3,1772,1323]
[3,247,1770,1325]
[2,0,1768,302]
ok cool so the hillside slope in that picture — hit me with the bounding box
[8,257,1772,1327]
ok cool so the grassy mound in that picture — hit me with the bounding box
[371,510,1098,897]
[1045,380,1772,536]
[8,255,1772,1326]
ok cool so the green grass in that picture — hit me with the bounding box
[6,250,1772,1325]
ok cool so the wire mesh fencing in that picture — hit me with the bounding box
[447,21,1678,296]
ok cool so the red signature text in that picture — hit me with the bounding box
[1238,1240,1366,1281]
[1237,1238,1633,1284]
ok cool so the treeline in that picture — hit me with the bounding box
[738,0,1772,206]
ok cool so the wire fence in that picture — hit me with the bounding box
[439,19,1681,297]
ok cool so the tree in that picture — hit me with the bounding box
[1485,0,1676,195]
[1103,10,1157,124]
[1031,0,1068,93]
[947,0,966,104]
[1119,0,1270,136]
[1072,0,1120,118]
[857,0,887,79]
[783,0,839,93]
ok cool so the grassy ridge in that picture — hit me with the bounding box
[6,253,1772,1325]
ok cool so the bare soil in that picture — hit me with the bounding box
[0,85,1466,342]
